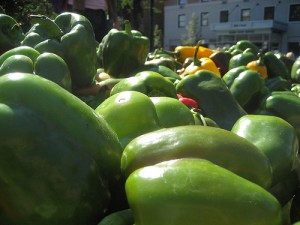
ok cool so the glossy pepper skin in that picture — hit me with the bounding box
[235,40,260,55]
[231,115,299,187]
[34,52,72,91]
[176,69,247,130]
[26,14,64,40]
[150,96,195,128]
[0,45,40,65]
[125,158,282,225]
[256,91,300,142]
[0,73,123,225]
[55,12,97,89]
[0,47,72,91]
[99,21,150,78]
[121,125,272,188]
[228,50,257,70]
[134,64,182,83]
[265,76,291,92]
[0,14,24,54]
[291,57,300,83]
[223,68,266,113]
[263,51,289,80]
[110,71,178,98]
[0,54,34,75]
[95,91,161,149]
[22,13,97,90]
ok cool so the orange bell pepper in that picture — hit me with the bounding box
[246,53,268,79]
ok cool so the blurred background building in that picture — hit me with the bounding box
[163,0,300,56]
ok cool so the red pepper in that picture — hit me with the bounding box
[177,94,199,109]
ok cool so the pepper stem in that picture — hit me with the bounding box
[193,40,202,66]
[124,20,132,35]
[256,52,265,66]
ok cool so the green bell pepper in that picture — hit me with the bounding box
[97,209,133,225]
[0,72,123,225]
[55,12,97,89]
[291,57,300,83]
[22,13,97,90]
[131,64,181,83]
[0,45,40,65]
[0,55,34,75]
[176,69,247,130]
[223,68,266,113]
[125,158,282,225]
[0,46,72,91]
[95,91,161,148]
[21,14,64,48]
[265,76,291,92]
[0,13,24,54]
[110,71,178,98]
[235,40,260,55]
[276,52,295,75]
[34,38,65,59]
[228,50,257,70]
[98,20,150,78]
[26,14,64,40]
[121,125,272,188]
[34,52,72,91]
[21,31,46,48]
[263,51,289,79]
[150,96,195,128]
[256,91,300,142]
[231,115,299,187]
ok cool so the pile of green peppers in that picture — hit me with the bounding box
[1,11,300,225]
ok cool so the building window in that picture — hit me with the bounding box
[289,4,300,21]
[264,6,275,20]
[201,12,209,26]
[241,8,251,21]
[220,10,229,22]
[178,0,187,5]
[178,14,186,28]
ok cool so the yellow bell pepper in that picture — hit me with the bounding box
[174,41,214,64]
[182,41,221,77]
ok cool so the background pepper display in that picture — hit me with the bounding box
[1,11,300,225]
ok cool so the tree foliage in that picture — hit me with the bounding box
[181,13,200,46]
[1,0,55,30]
